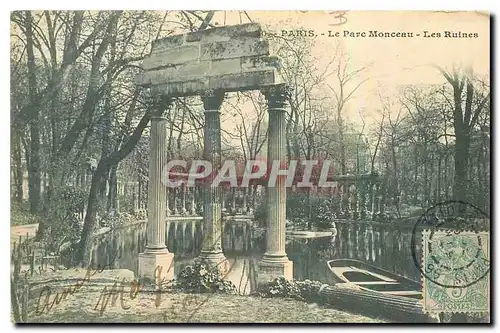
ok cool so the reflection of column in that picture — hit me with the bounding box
[258,84,293,284]
[197,90,227,271]
[139,113,174,282]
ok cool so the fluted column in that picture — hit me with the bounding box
[258,84,293,283]
[138,101,174,283]
[197,90,227,271]
[145,117,169,252]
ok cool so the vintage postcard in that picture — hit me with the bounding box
[10,10,490,324]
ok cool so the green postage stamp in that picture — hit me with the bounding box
[422,230,490,314]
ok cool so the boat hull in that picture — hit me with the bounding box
[326,259,422,299]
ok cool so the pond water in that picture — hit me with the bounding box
[88,220,339,294]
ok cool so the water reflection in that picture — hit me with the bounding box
[88,221,338,294]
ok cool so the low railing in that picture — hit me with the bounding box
[166,184,264,217]
[118,173,388,220]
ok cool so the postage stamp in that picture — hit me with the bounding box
[422,230,490,314]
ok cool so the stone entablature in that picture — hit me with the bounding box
[135,23,281,96]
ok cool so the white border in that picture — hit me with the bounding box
[2,1,496,332]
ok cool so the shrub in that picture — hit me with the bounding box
[257,276,302,299]
[100,211,135,228]
[11,200,39,227]
[43,186,86,252]
[174,262,237,294]
[257,277,326,303]
[295,279,325,303]
[253,200,267,228]
[254,192,337,230]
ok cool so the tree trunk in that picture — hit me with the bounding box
[437,156,442,202]
[391,137,400,216]
[25,11,42,214]
[76,97,170,266]
[423,150,429,206]
[453,136,470,202]
[77,164,106,267]
[413,147,418,205]
[11,131,24,202]
[107,165,118,211]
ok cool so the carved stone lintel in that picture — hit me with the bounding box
[261,83,291,109]
[201,90,225,111]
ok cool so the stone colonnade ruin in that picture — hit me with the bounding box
[135,23,293,284]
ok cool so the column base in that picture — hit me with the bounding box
[257,256,293,285]
[196,251,228,276]
[138,250,174,284]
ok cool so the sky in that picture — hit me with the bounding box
[210,11,490,130]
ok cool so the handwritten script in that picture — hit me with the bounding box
[94,262,174,315]
[35,251,118,315]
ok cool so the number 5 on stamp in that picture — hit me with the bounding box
[422,230,490,314]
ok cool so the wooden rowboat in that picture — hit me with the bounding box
[326,259,422,299]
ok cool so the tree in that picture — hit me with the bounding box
[327,50,369,174]
[437,66,490,202]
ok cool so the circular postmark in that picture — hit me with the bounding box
[411,200,490,288]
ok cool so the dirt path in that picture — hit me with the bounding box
[11,223,39,247]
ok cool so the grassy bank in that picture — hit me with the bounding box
[29,290,386,323]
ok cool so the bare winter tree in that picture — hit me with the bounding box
[327,50,369,174]
[436,66,490,203]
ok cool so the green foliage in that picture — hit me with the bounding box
[308,195,337,230]
[257,277,325,303]
[100,211,136,228]
[257,276,301,299]
[255,192,337,230]
[11,201,39,226]
[174,262,237,294]
[295,279,325,302]
[254,200,267,228]
[43,186,86,252]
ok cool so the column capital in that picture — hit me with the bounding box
[150,116,168,122]
[201,90,225,111]
[262,84,291,109]
[150,93,173,117]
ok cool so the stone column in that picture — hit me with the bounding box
[138,116,174,282]
[171,187,178,215]
[197,90,228,272]
[180,183,187,215]
[258,84,293,284]
[231,188,236,214]
[190,186,197,215]
[242,188,248,214]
